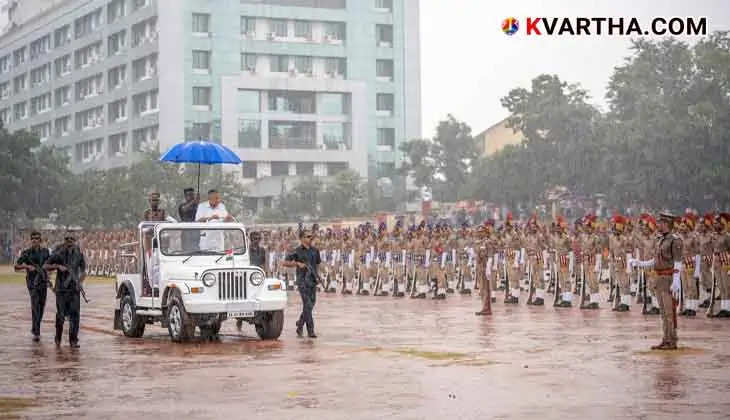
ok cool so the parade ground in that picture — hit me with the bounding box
[0,269,727,420]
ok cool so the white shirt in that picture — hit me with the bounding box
[195,202,229,251]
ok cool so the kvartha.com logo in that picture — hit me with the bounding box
[501,17,707,36]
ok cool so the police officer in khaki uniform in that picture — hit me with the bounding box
[632,212,683,350]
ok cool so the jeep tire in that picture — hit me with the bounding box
[255,310,284,340]
[167,295,195,342]
[120,295,145,338]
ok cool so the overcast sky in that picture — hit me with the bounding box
[419,0,730,137]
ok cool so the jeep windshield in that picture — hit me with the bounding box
[158,228,246,256]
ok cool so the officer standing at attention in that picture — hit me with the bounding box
[632,212,683,350]
[282,229,321,338]
[14,231,51,342]
[44,233,87,348]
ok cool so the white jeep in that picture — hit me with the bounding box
[113,222,287,341]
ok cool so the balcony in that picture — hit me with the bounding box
[269,137,316,149]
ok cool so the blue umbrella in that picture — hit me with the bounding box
[159,140,242,193]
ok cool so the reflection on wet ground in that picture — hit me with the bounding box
[0,283,729,419]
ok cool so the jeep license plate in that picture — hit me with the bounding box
[228,311,254,318]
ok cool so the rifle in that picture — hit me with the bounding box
[503,252,510,301]
[706,255,717,317]
[526,261,535,305]
[641,268,649,314]
[579,262,588,308]
[607,259,615,303]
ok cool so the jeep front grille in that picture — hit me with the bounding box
[218,271,247,300]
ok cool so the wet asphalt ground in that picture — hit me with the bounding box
[1,282,729,420]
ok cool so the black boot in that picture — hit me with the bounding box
[613,304,630,312]
[504,296,519,304]
[717,310,730,318]
[555,300,572,308]
[295,320,303,337]
[531,297,544,306]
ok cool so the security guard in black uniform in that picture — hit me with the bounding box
[44,233,86,348]
[283,229,321,338]
[14,231,51,342]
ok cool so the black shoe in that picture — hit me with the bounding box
[308,333,317,339]
[460,289,472,295]
[446,288,455,294]
[296,320,303,337]
[54,337,61,346]
[682,309,696,317]
[70,342,80,349]
[32,335,40,343]
[531,297,545,306]
[555,301,572,308]
[613,304,630,312]
[342,290,352,295]
[504,296,518,304]
[475,310,491,316]
[644,307,660,315]
[581,302,599,310]
[698,299,710,308]
[717,310,730,318]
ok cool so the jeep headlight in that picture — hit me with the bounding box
[249,271,264,286]
[202,272,216,287]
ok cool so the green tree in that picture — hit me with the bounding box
[430,114,479,202]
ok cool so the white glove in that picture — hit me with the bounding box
[671,262,682,297]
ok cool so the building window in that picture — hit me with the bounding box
[238,119,261,148]
[192,50,210,71]
[30,93,52,116]
[271,161,289,176]
[294,21,312,39]
[0,55,9,74]
[241,0,346,7]
[108,65,126,90]
[75,8,102,39]
[30,35,51,61]
[0,108,9,125]
[293,56,312,74]
[193,87,211,108]
[31,122,51,141]
[30,64,51,88]
[133,90,158,116]
[376,93,394,115]
[54,116,71,137]
[109,132,128,157]
[75,106,104,130]
[269,121,316,149]
[54,25,71,48]
[237,90,260,113]
[270,19,288,38]
[13,75,26,94]
[190,122,211,140]
[75,74,103,100]
[268,91,315,114]
[376,24,393,47]
[54,54,72,77]
[132,17,157,47]
[75,138,104,163]
[377,127,395,148]
[321,122,351,150]
[270,55,289,73]
[133,125,158,151]
[241,53,257,72]
[192,13,210,34]
[324,57,346,78]
[108,30,127,56]
[241,161,257,178]
[133,0,149,10]
[14,102,27,120]
[109,98,127,122]
[241,16,256,36]
[323,22,345,42]
[327,162,348,175]
[376,59,394,80]
[75,42,102,69]
[319,93,349,115]
[296,162,314,176]
[376,162,395,178]
[374,0,392,11]
[132,54,157,81]
[13,47,26,67]
[108,0,126,23]
[0,82,9,100]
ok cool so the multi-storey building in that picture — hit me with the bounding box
[0,0,421,210]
